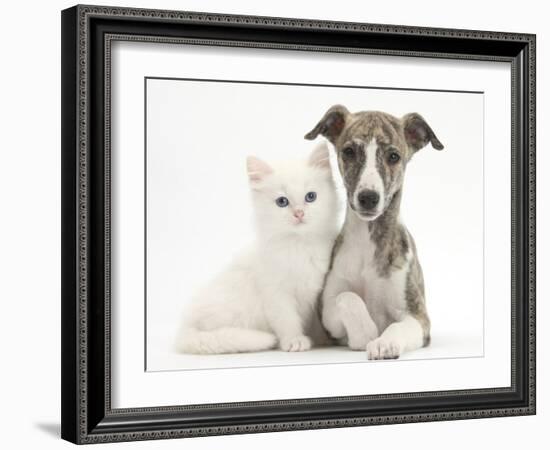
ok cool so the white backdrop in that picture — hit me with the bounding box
[145,77,485,371]
[1,0,547,449]
[112,40,510,408]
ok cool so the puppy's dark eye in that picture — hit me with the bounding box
[305,192,317,203]
[388,152,401,164]
[342,147,355,159]
[275,196,289,207]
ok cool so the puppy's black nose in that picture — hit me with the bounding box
[357,190,380,210]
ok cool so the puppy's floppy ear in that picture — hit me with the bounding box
[308,142,331,170]
[247,156,273,183]
[305,105,349,144]
[402,113,444,152]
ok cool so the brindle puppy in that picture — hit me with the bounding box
[305,105,444,359]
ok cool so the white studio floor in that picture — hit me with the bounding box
[146,329,483,372]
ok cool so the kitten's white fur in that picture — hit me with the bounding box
[175,143,339,354]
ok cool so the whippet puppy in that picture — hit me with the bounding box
[305,105,444,359]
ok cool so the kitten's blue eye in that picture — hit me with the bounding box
[275,196,289,207]
[305,192,317,203]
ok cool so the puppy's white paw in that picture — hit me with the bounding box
[280,335,312,352]
[335,292,378,351]
[348,335,368,351]
[366,338,401,360]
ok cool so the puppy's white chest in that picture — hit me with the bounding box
[335,229,409,327]
[362,264,409,323]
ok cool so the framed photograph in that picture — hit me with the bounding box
[61,4,536,444]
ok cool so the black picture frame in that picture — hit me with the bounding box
[61,4,536,444]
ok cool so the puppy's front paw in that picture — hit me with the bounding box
[348,335,368,351]
[366,338,401,360]
[280,335,312,352]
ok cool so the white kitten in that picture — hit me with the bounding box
[175,143,340,354]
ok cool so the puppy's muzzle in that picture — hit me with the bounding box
[357,189,380,211]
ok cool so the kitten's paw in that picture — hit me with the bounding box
[280,335,312,352]
[366,338,401,360]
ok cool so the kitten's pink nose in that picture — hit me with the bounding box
[293,209,305,220]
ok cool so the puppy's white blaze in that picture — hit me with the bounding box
[357,139,385,207]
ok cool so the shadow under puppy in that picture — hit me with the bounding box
[305,105,444,359]
[176,144,339,354]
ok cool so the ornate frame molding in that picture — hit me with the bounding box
[61,4,536,444]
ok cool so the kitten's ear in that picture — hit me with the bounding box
[247,156,273,183]
[308,143,331,170]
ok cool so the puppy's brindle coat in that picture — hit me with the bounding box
[305,105,444,359]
